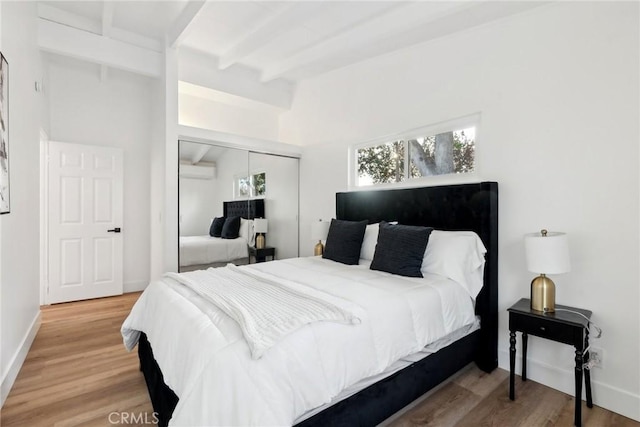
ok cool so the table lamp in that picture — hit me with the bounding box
[524,229,570,313]
[311,219,330,256]
[254,218,268,249]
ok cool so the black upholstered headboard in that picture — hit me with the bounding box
[223,199,265,219]
[335,181,498,371]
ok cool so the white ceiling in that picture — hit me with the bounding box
[38,0,547,86]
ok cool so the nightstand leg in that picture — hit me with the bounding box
[509,331,516,400]
[522,332,528,381]
[584,332,593,408]
[575,347,583,427]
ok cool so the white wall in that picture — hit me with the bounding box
[179,175,219,236]
[179,93,281,142]
[281,2,639,420]
[0,1,43,405]
[46,56,153,293]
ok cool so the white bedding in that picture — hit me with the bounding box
[122,256,476,426]
[179,235,248,267]
[165,265,360,359]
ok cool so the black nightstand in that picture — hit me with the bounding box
[249,246,275,263]
[508,298,593,426]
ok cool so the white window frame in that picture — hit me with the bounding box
[349,113,480,189]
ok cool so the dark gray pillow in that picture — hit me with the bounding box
[221,216,241,239]
[322,219,368,265]
[209,217,226,237]
[370,221,433,277]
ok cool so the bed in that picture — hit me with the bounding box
[179,200,265,270]
[127,182,498,426]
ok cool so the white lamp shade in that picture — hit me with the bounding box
[254,218,268,233]
[524,231,570,274]
[311,220,330,241]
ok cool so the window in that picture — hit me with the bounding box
[354,116,477,187]
[235,172,266,198]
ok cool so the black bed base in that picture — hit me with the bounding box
[138,333,178,427]
[138,330,482,427]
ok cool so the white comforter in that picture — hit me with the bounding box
[121,256,476,426]
[179,235,248,267]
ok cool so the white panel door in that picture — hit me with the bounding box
[48,141,123,304]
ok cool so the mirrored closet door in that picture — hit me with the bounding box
[248,151,299,261]
[178,140,299,272]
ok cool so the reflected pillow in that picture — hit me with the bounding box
[221,216,241,239]
[209,217,226,237]
[239,218,255,246]
[422,230,487,298]
[323,219,368,265]
[370,222,433,277]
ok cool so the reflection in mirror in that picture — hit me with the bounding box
[178,141,300,271]
[248,151,299,260]
[178,141,250,271]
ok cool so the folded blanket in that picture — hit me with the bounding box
[165,264,360,358]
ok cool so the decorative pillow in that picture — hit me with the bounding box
[209,217,226,237]
[421,230,487,298]
[221,216,242,239]
[360,223,380,261]
[360,221,398,261]
[239,218,255,246]
[322,219,368,265]
[370,222,433,277]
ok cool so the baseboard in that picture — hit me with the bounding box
[498,349,640,422]
[124,279,148,293]
[1,310,42,407]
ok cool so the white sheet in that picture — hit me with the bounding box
[179,235,248,267]
[122,256,476,426]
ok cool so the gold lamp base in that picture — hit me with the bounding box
[314,241,324,256]
[256,233,265,249]
[530,274,556,313]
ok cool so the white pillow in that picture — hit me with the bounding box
[239,218,255,246]
[360,223,379,261]
[421,230,487,298]
[360,222,398,261]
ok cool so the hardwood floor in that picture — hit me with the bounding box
[1,293,153,427]
[2,293,638,426]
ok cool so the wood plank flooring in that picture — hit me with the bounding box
[1,293,153,427]
[2,293,638,426]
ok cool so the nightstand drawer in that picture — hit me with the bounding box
[509,313,580,345]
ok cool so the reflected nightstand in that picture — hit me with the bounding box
[249,246,275,263]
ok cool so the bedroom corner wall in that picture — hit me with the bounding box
[281,2,640,421]
[0,1,43,406]
[46,55,152,293]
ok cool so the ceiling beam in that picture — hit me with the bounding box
[190,143,211,165]
[260,1,545,82]
[179,48,295,110]
[101,1,114,37]
[39,3,162,53]
[39,18,162,78]
[166,0,207,48]
[38,3,101,34]
[218,3,323,71]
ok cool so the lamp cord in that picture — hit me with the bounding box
[553,308,603,370]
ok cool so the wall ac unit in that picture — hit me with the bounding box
[179,164,216,180]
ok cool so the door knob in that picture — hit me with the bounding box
[107,227,121,233]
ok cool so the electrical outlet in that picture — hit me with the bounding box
[589,347,604,369]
